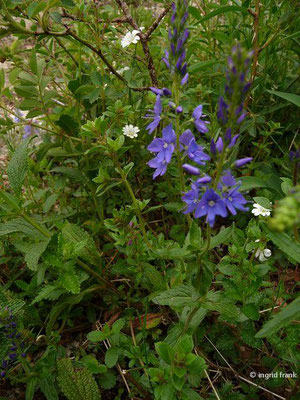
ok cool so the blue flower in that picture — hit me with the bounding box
[222,187,248,215]
[186,138,210,165]
[179,129,194,152]
[147,124,176,163]
[182,183,199,214]
[235,157,253,167]
[182,164,200,175]
[145,95,162,134]
[147,124,176,179]
[192,105,210,133]
[221,170,236,187]
[148,153,168,179]
[194,188,227,227]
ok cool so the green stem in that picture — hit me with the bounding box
[76,259,122,297]
[22,214,52,239]
[113,156,152,249]
[173,75,191,227]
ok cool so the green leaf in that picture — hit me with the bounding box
[242,304,260,321]
[267,231,300,263]
[189,61,215,73]
[155,342,173,364]
[61,0,75,6]
[24,239,50,270]
[82,357,107,375]
[105,347,119,368]
[57,358,101,400]
[143,263,165,290]
[59,270,80,294]
[27,1,47,18]
[31,285,65,305]
[152,285,199,307]
[209,226,232,250]
[55,114,79,134]
[0,218,46,239]
[253,197,271,209]
[256,297,300,338]
[25,377,38,400]
[194,6,248,23]
[0,68,5,92]
[7,139,29,197]
[153,246,192,260]
[267,90,300,107]
[187,356,206,375]
[240,176,268,191]
[61,223,101,265]
[185,220,202,248]
[87,331,107,342]
[177,335,193,355]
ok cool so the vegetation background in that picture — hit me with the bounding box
[0,0,299,399]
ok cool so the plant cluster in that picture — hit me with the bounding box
[0,0,299,399]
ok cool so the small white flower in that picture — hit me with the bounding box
[139,26,145,31]
[255,239,272,262]
[116,66,130,75]
[121,30,140,48]
[252,203,271,217]
[122,124,140,139]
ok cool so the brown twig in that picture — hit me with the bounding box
[245,0,260,109]
[32,28,151,91]
[144,4,172,39]
[115,0,158,86]
[250,0,260,84]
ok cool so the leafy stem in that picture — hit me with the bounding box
[112,154,152,249]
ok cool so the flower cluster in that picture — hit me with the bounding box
[163,0,189,84]
[180,47,253,227]
[147,114,212,180]
[182,168,249,227]
[216,45,252,142]
[148,124,176,178]
[0,308,26,378]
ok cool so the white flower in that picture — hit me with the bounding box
[252,203,271,217]
[121,30,140,48]
[116,66,130,75]
[122,124,140,139]
[139,26,145,31]
[255,239,272,262]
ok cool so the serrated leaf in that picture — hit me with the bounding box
[242,304,260,321]
[57,358,101,400]
[59,270,80,294]
[7,139,29,197]
[22,239,50,270]
[0,218,45,239]
[61,223,101,265]
[256,297,300,338]
[31,285,65,305]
